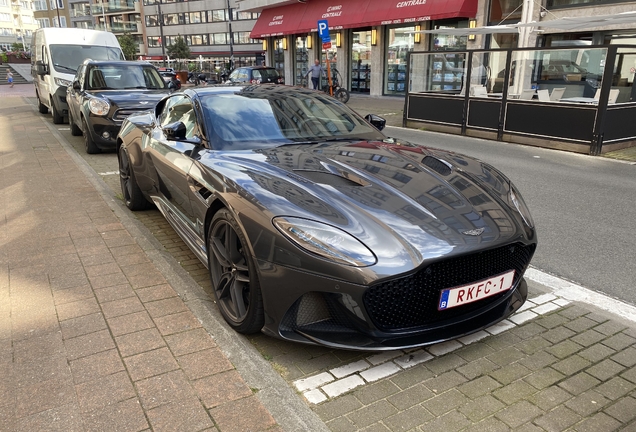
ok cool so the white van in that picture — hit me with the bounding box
[31,28,125,124]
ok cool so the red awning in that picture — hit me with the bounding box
[362,0,478,26]
[250,0,478,39]
[250,2,308,38]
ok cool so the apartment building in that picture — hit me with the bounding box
[0,0,38,51]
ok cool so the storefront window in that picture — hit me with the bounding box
[385,26,416,95]
[491,33,518,49]
[295,36,309,86]
[273,38,285,79]
[431,20,469,51]
[489,0,522,23]
[351,29,372,93]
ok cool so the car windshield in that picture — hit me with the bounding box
[50,45,124,74]
[87,65,167,90]
[200,90,384,150]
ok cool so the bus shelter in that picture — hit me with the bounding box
[404,45,636,155]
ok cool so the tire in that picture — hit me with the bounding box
[82,117,100,154]
[335,88,350,104]
[68,108,82,136]
[208,209,264,334]
[118,146,153,211]
[37,93,48,114]
[51,98,64,124]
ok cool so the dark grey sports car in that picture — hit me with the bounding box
[116,85,537,351]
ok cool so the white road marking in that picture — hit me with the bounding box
[98,171,120,176]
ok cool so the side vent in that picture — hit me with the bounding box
[422,156,452,176]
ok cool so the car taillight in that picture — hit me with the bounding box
[278,78,284,84]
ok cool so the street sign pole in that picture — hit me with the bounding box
[317,20,333,95]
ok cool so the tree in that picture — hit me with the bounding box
[12,42,25,52]
[117,33,138,61]
[166,36,191,71]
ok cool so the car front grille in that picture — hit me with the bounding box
[113,108,144,122]
[363,243,536,331]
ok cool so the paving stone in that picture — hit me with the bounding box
[611,347,636,368]
[383,404,432,431]
[313,394,363,421]
[106,311,155,337]
[294,372,334,392]
[64,329,116,361]
[323,375,365,398]
[493,380,537,405]
[177,348,234,380]
[69,349,125,385]
[558,305,591,320]
[424,371,468,394]
[516,336,553,355]
[565,316,598,333]
[483,332,521,350]
[571,329,607,348]
[596,377,635,400]
[304,389,327,404]
[573,411,622,432]
[559,372,602,396]
[579,343,617,363]
[59,312,107,341]
[14,376,76,418]
[565,390,611,416]
[74,371,136,413]
[360,362,401,383]
[55,297,101,321]
[457,358,500,380]
[534,404,582,431]
[15,403,84,432]
[387,384,435,410]
[123,347,180,382]
[331,360,370,379]
[602,333,636,351]
[510,322,545,340]
[326,416,356,432]
[594,321,628,337]
[424,353,467,375]
[487,347,525,367]
[394,350,433,369]
[519,351,559,371]
[621,367,636,384]
[389,364,434,390]
[420,409,471,432]
[587,359,626,381]
[494,400,542,429]
[93,284,136,304]
[552,355,592,376]
[458,394,505,422]
[80,398,149,432]
[490,363,533,386]
[353,379,401,405]
[422,389,468,416]
[604,395,636,423]
[543,326,577,344]
[458,375,502,399]
[462,416,509,432]
[528,386,572,411]
[146,397,214,431]
[115,328,166,358]
[534,313,570,330]
[153,311,203,336]
[524,367,565,389]
[455,342,496,363]
[346,400,398,429]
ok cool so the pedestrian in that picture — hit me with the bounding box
[305,59,324,90]
[7,70,14,88]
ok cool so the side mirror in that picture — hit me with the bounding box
[365,114,386,131]
[163,121,187,141]
[35,60,48,76]
[72,80,81,91]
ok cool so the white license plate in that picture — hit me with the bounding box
[438,270,516,310]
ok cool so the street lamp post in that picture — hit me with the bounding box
[156,0,167,67]
[225,0,234,71]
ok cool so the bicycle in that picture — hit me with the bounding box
[322,67,350,104]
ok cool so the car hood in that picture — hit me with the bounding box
[88,89,169,109]
[197,139,534,278]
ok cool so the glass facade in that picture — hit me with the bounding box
[385,26,416,95]
[351,29,372,93]
[294,36,309,86]
[431,20,469,51]
[273,38,285,79]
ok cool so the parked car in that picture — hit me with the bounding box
[158,68,176,83]
[67,60,171,154]
[226,66,284,84]
[116,85,537,350]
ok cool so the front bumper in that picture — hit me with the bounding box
[87,115,121,150]
[258,242,535,351]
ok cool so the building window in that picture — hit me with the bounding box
[186,12,202,24]
[489,0,522,23]
[20,1,30,9]
[22,14,33,24]
[0,0,6,6]
[351,30,372,94]
[36,17,50,27]
[233,32,256,44]
[212,33,228,44]
[0,13,11,22]
[163,13,180,25]
[50,0,64,10]
[145,15,158,26]
[233,10,256,21]
[33,0,47,10]
[186,34,208,45]
[147,36,161,47]
[53,16,67,27]
[208,9,227,22]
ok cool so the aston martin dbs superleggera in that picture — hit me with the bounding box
[116,85,537,351]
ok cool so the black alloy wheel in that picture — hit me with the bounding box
[82,117,100,154]
[37,93,48,114]
[208,209,264,334]
[118,147,152,211]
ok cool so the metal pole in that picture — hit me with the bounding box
[55,0,61,27]
[156,1,167,67]
[101,0,107,31]
[225,0,234,71]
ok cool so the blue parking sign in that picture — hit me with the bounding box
[317,20,330,42]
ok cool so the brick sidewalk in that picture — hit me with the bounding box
[0,92,282,431]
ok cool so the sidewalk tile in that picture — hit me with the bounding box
[136,370,198,410]
[93,284,136,303]
[459,394,505,422]
[124,347,180,382]
[107,310,155,337]
[352,379,400,405]
[193,369,253,409]
[596,377,635,400]
[387,383,435,410]
[495,400,542,428]
[534,405,582,431]
[384,404,432,431]
[81,398,148,432]
[146,398,214,432]
[421,409,471,432]
[144,297,189,319]
[573,412,622,432]
[528,386,572,411]
[565,390,610,417]
[604,396,636,423]
[75,371,136,413]
[64,329,115,361]
[15,404,83,432]
[164,327,217,356]
[177,347,234,380]
[154,311,203,336]
[15,377,76,418]
[100,296,145,319]
[209,395,276,432]
[346,400,398,429]
[56,297,100,321]
[69,349,125,385]
[115,328,166,358]
[424,389,468,416]
[559,372,602,395]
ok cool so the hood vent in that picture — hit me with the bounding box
[291,170,362,187]
[422,156,452,176]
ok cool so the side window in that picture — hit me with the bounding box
[159,95,198,139]
[229,70,239,81]
[239,69,249,81]
[252,70,261,81]
[77,65,86,89]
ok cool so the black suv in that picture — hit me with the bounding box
[67,60,171,153]
[226,66,284,84]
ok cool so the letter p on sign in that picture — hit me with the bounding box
[318,20,330,42]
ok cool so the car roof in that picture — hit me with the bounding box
[82,59,154,67]
[238,66,277,70]
[183,84,306,98]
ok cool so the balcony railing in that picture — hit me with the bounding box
[70,8,91,17]
[94,22,139,33]
[91,1,136,15]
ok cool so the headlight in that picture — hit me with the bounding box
[54,77,72,87]
[273,217,376,267]
[509,184,534,228]
[89,98,110,116]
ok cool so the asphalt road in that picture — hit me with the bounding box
[386,126,636,306]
